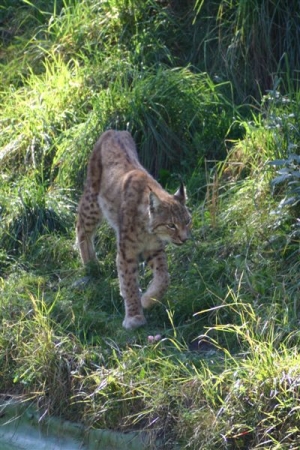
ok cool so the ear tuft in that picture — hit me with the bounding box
[149,191,162,212]
[174,181,186,204]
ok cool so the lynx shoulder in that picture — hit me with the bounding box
[76,130,191,329]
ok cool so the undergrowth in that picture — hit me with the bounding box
[0,0,299,449]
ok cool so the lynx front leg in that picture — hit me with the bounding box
[141,249,170,309]
[76,189,103,264]
[116,248,146,330]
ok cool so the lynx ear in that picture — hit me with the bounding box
[174,182,186,204]
[149,191,161,212]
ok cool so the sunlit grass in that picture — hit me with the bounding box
[0,0,299,448]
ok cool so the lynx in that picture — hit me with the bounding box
[76,130,191,329]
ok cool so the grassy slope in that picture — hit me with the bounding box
[0,1,300,448]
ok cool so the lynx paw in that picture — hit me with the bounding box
[122,314,147,330]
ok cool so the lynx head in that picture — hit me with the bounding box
[148,183,191,245]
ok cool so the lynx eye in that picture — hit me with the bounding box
[167,223,177,230]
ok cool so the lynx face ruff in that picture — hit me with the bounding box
[76,130,191,329]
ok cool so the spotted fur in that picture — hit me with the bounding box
[76,130,191,329]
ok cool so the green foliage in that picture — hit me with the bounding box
[195,0,300,100]
[1,50,234,188]
[0,175,75,259]
[183,304,300,449]
[262,87,300,212]
[85,66,232,176]
[0,0,300,448]
[270,154,300,209]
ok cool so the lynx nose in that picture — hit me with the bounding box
[179,231,190,243]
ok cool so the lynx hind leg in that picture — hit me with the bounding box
[76,189,103,264]
[141,249,170,309]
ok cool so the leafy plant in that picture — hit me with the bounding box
[269,153,300,208]
[260,87,300,211]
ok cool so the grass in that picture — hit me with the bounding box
[195,0,300,101]
[0,0,300,448]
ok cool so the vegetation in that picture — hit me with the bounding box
[0,0,299,448]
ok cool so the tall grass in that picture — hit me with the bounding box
[0,0,299,448]
[195,0,300,100]
[2,287,300,448]
[0,174,75,262]
[185,305,300,448]
[1,48,234,188]
[86,66,233,175]
[2,0,299,100]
